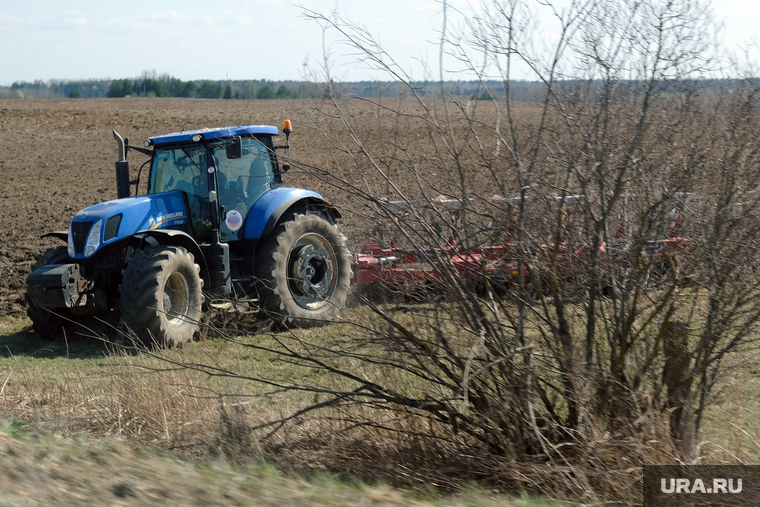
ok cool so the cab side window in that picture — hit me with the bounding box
[214,137,275,241]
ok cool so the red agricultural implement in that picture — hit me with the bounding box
[352,243,516,284]
[351,239,688,288]
[350,195,691,289]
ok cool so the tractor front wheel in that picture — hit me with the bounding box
[255,212,351,327]
[119,246,203,347]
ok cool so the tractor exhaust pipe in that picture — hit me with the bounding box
[113,130,126,162]
[113,130,130,199]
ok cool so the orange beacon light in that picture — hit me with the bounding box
[282,120,292,154]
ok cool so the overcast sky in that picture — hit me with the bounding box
[0,1,757,85]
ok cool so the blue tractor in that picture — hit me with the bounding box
[26,122,352,346]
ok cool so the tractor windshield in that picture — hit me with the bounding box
[150,145,212,238]
[151,146,206,193]
[213,137,275,241]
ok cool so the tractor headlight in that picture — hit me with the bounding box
[67,224,75,257]
[84,219,102,257]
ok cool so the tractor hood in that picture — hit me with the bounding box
[67,191,189,260]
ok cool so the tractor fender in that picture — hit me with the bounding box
[132,230,209,283]
[243,188,341,240]
[41,231,69,243]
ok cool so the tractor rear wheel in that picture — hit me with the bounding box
[119,246,203,347]
[255,212,351,327]
[26,246,72,340]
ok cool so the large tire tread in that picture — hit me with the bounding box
[119,246,203,347]
[255,211,351,327]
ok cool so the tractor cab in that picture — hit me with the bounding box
[145,126,285,242]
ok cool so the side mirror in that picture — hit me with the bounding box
[281,164,291,173]
[226,137,242,159]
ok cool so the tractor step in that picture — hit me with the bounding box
[208,298,259,314]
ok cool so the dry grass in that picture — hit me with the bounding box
[1,303,758,505]
[0,316,309,459]
[0,314,569,505]
[699,348,760,463]
[0,421,562,507]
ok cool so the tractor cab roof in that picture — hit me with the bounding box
[148,125,279,147]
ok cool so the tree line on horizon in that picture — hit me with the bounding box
[0,74,566,101]
[0,73,752,102]
[1,75,310,100]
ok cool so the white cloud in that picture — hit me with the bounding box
[62,10,88,27]
[237,14,255,27]
[0,12,22,30]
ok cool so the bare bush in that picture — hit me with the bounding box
[136,0,760,502]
